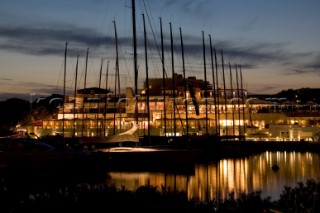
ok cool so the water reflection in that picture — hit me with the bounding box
[106,151,320,201]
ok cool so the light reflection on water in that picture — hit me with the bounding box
[106,151,320,201]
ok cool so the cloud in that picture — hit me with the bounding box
[16,81,75,95]
[284,55,320,75]
[0,92,32,101]
[307,64,320,69]
[0,78,13,81]
[240,17,259,32]
[163,0,213,21]
[166,35,311,71]
[287,68,319,75]
[0,22,316,75]
[305,55,320,70]
[0,79,73,100]
[0,24,115,57]
[290,69,313,75]
[249,85,283,95]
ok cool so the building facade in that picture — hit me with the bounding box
[35,75,320,142]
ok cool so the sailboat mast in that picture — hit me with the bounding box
[235,64,241,137]
[113,20,122,132]
[209,35,218,135]
[202,31,208,135]
[73,54,79,137]
[104,60,109,136]
[214,47,220,136]
[62,42,67,137]
[160,17,166,136]
[81,48,89,137]
[239,65,246,140]
[221,50,228,137]
[113,20,119,135]
[113,65,117,135]
[96,58,103,136]
[98,58,103,100]
[229,62,235,136]
[132,0,138,124]
[179,27,188,137]
[170,23,176,137]
[142,14,150,139]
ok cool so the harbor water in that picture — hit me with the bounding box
[105,151,320,201]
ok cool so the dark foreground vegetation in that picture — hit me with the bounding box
[1,175,319,213]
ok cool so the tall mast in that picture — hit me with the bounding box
[96,58,103,136]
[214,47,220,136]
[235,64,241,138]
[113,20,119,135]
[229,62,235,136]
[160,17,166,136]
[104,60,110,136]
[170,23,176,137]
[209,35,218,135]
[113,65,117,135]
[239,65,246,140]
[132,0,138,124]
[221,50,228,137]
[202,31,208,135]
[73,54,79,137]
[142,14,150,139]
[62,42,67,137]
[81,48,89,137]
[113,20,121,132]
[179,27,189,137]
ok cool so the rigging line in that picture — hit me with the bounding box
[142,0,176,80]
[107,18,134,89]
[96,1,113,54]
[143,3,190,83]
[143,0,169,79]
[172,33,184,75]
[68,48,79,94]
[78,54,88,88]
[63,45,76,96]
[134,21,161,80]
[83,2,113,62]
[56,45,69,90]
[118,48,134,89]
[89,54,103,88]
[116,27,134,89]
[168,24,185,78]
[147,40,162,79]
[146,29,163,79]
[182,40,203,81]
[55,53,64,91]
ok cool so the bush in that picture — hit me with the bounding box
[1,176,319,213]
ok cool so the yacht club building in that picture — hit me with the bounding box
[30,74,320,142]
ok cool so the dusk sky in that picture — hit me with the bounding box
[1,0,320,101]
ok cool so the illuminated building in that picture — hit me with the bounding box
[37,74,320,142]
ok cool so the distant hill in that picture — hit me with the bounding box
[248,88,320,104]
[0,94,64,136]
[0,98,30,136]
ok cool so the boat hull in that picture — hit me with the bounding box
[96,148,202,174]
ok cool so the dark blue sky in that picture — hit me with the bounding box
[1,0,319,101]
